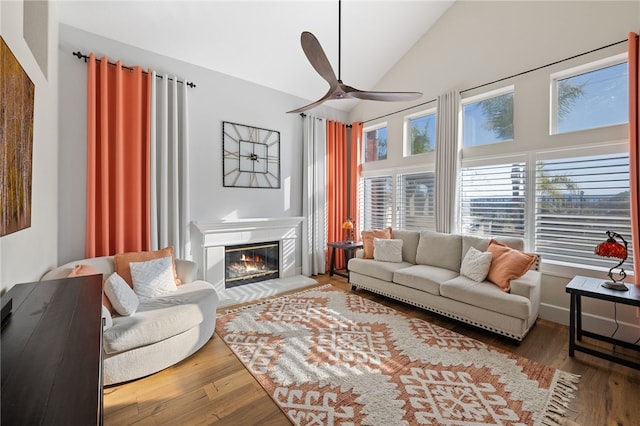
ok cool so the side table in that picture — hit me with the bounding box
[327,241,363,278]
[566,275,640,370]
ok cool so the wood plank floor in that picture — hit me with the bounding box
[104,275,640,425]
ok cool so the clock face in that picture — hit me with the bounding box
[222,121,280,188]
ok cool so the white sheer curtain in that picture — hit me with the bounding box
[302,114,327,276]
[435,91,461,233]
[150,73,190,258]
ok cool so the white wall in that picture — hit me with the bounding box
[349,1,640,340]
[1,1,59,292]
[57,24,348,268]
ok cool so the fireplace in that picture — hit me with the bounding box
[225,241,279,288]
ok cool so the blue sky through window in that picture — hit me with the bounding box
[557,62,628,133]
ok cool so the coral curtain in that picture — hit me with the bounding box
[150,71,190,259]
[302,115,327,276]
[350,122,363,234]
[629,32,640,283]
[86,54,151,257]
[326,120,348,269]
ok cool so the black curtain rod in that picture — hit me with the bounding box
[72,51,196,88]
[363,38,627,124]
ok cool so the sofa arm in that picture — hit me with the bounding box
[175,259,198,284]
[510,269,541,301]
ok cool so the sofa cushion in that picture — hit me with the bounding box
[392,265,458,295]
[391,230,420,264]
[361,228,392,259]
[440,275,531,320]
[103,281,217,354]
[373,238,403,263]
[415,231,462,272]
[486,240,537,292]
[461,235,525,260]
[348,258,412,282]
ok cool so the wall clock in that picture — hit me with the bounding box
[222,121,281,188]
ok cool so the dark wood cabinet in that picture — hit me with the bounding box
[1,275,104,425]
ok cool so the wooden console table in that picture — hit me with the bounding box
[566,275,640,370]
[1,275,104,424]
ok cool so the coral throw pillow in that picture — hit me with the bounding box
[361,228,392,259]
[68,264,113,314]
[486,240,536,292]
[114,246,180,288]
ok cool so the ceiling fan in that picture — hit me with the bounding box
[287,0,422,114]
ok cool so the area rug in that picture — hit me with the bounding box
[216,284,579,425]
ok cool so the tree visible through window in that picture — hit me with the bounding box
[408,113,436,155]
[463,90,514,147]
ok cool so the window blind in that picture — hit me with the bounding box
[396,172,436,231]
[360,176,393,230]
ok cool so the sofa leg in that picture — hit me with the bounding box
[350,284,357,291]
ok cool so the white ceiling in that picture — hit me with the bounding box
[56,0,454,112]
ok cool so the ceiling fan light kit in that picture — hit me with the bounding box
[287,0,422,113]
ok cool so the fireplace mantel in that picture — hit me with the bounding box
[191,217,305,296]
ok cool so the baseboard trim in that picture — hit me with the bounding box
[540,303,640,344]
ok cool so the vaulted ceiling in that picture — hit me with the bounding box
[57,1,454,111]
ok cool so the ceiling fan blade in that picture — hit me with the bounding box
[346,87,423,102]
[286,88,336,114]
[300,31,338,86]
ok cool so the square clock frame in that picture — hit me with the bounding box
[222,121,281,188]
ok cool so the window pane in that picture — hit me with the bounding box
[360,176,393,230]
[555,62,628,134]
[408,114,436,155]
[459,162,526,237]
[397,172,435,230]
[463,92,514,147]
[535,153,633,269]
[364,127,387,162]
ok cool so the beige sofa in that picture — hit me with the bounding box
[41,256,219,385]
[348,230,541,341]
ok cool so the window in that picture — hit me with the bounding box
[462,87,514,147]
[364,125,388,162]
[360,176,393,230]
[551,55,628,134]
[535,152,633,270]
[397,172,435,231]
[459,160,526,238]
[405,111,436,155]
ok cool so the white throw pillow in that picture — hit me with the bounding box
[460,246,493,282]
[373,238,404,263]
[101,305,113,330]
[130,256,178,299]
[104,272,139,316]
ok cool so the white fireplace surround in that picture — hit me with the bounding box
[191,217,316,307]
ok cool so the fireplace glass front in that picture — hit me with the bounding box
[225,241,279,288]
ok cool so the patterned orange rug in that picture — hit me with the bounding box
[216,284,579,425]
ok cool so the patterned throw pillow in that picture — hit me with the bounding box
[460,246,493,282]
[373,238,404,263]
[114,246,181,288]
[129,256,178,299]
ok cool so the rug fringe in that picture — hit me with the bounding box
[540,370,581,426]
[218,283,333,315]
